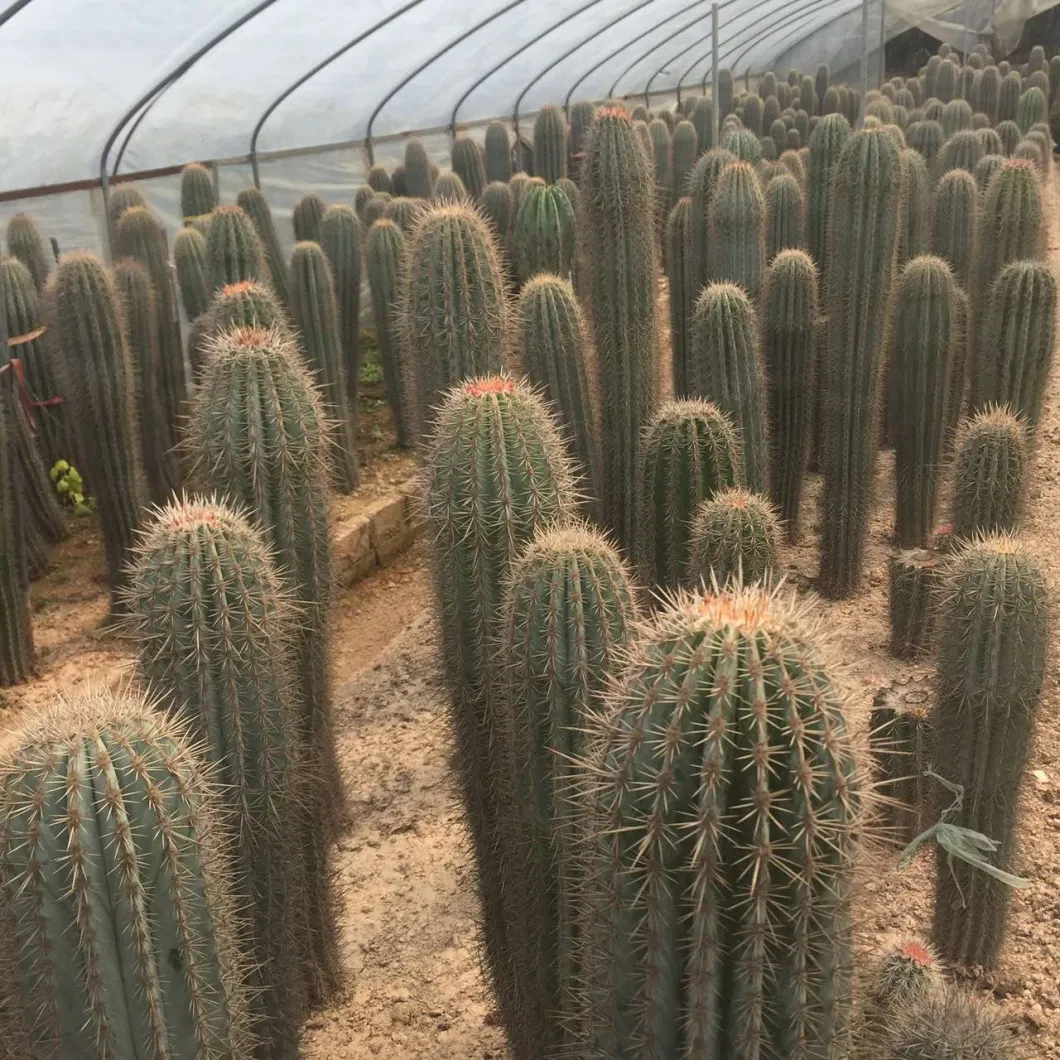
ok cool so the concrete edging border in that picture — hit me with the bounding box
[332,477,422,587]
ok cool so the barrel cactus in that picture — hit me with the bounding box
[887,549,942,659]
[687,486,781,587]
[236,186,291,309]
[878,985,1015,1060]
[513,182,576,284]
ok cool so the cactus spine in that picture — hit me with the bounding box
[6,214,50,293]
[933,534,1048,970]
[485,121,512,183]
[320,203,364,417]
[687,486,781,587]
[180,162,216,223]
[452,136,487,199]
[205,204,265,293]
[366,219,411,447]
[236,186,291,309]
[292,192,326,242]
[951,405,1028,539]
[514,183,576,284]
[819,129,902,597]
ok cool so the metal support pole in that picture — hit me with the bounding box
[211,161,222,205]
[962,0,971,63]
[878,0,886,87]
[711,3,719,144]
[860,0,869,127]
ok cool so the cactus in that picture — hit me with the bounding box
[779,147,805,183]
[173,226,211,322]
[891,256,959,549]
[819,129,902,597]
[293,191,326,241]
[362,191,391,231]
[203,279,285,348]
[899,149,931,268]
[721,125,763,163]
[706,160,764,300]
[180,161,215,223]
[931,169,978,292]
[762,249,817,539]
[236,186,291,309]
[516,274,601,498]
[635,400,741,591]
[113,258,182,505]
[186,325,341,1002]
[935,131,983,180]
[568,100,596,172]
[110,187,149,234]
[940,98,972,137]
[718,66,734,118]
[998,70,1021,121]
[763,171,802,260]
[933,534,1047,970]
[579,584,859,1059]
[863,937,944,1036]
[368,164,393,193]
[1017,85,1048,132]
[485,120,512,183]
[6,214,50,293]
[688,282,768,493]
[1050,54,1060,103]
[907,118,944,164]
[386,194,423,233]
[513,183,576,284]
[806,112,850,291]
[888,548,942,659]
[397,204,507,442]
[669,120,698,199]
[497,523,638,1058]
[687,486,780,587]
[52,253,145,601]
[692,96,713,154]
[994,120,1020,158]
[0,382,31,684]
[0,689,254,1058]
[740,94,764,135]
[687,146,736,299]
[533,104,568,182]
[480,179,513,256]
[424,376,575,1054]
[354,184,374,220]
[115,206,187,456]
[880,986,1014,1060]
[580,107,660,551]
[391,164,409,196]
[975,126,1003,157]
[974,152,1006,191]
[815,63,829,106]
[976,65,1001,122]
[452,136,486,199]
[1023,129,1052,178]
[770,116,788,156]
[124,497,308,1054]
[665,197,694,397]
[800,73,816,114]
[759,71,777,99]
[936,59,958,102]
[432,171,468,204]
[289,240,358,492]
[951,405,1028,539]
[366,219,411,447]
[320,203,363,418]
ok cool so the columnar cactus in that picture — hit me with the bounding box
[763,171,803,259]
[452,136,487,199]
[173,226,211,323]
[568,100,596,173]
[485,120,512,183]
[397,204,507,441]
[692,96,713,154]
[670,120,698,199]
[1017,85,1048,132]
[816,63,830,106]
[52,253,145,601]
[900,149,931,266]
[368,164,393,193]
[635,399,741,591]
[801,73,817,114]
[186,325,341,1002]
[819,128,902,597]
[0,384,31,684]
[762,249,817,538]
[740,94,764,135]
[180,161,216,223]
[124,498,308,1054]
[974,153,1007,192]
[665,197,693,397]
[933,534,1048,970]
[320,203,363,416]
[721,125,763,163]
[0,690,253,1058]
[936,129,983,176]
[386,195,423,234]
[236,186,291,309]
[533,104,568,182]
[930,168,978,291]
[6,213,50,293]
[293,191,327,241]
[687,486,780,587]
[951,405,1028,539]
[977,127,1003,157]
[579,584,859,1059]
[204,279,286,345]
[998,70,1022,121]
[516,274,601,498]
[936,58,958,102]
[432,171,468,204]
[366,219,411,447]
[497,524,638,1058]
[707,159,764,300]
[718,66,734,118]
[888,548,942,658]
[354,184,375,220]
[206,205,266,293]
[107,185,147,233]
[423,376,575,1054]
[940,98,973,137]
[289,240,358,491]
[391,164,409,195]
[688,282,768,494]
[363,193,392,228]
[806,112,850,291]
[907,118,944,165]
[579,107,660,551]
[687,147,736,299]
[513,183,576,284]
[481,180,513,263]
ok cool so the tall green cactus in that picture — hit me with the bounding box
[687,486,781,586]
[900,148,931,265]
[0,382,31,684]
[397,203,507,441]
[203,280,286,347]
[1017,85,1048,132]
[819,128,902,597]
[0,689,253,1058]
[569,100,596,176]
[355,185,374,220]
[513,182,576,284]
[739,94,764,136]
[692,96,714,154]
[236,186,292,309]
[366,219,411,447]
[423,376,575,1056]
[293,192,326,241]
[891,256,959,549]
[718,66,734,118]
[580,106,660,551]
[180,162,216,223]
[763,171,803,259]
[930,168,978,291]
[52,253,145,601]
[933,534,1048,970]
[362,192,391,228]
[579,584,859,1058]
[707,160,764,300]
[721,126,763,163]
[806,112,850,290]
[113,258,181,504]
[666,196,693,397]
[998,70,1021,121]
[6,213,50,293]
[936,129,983,176]
[687,146,736,300]
[124,498,307,1055]
[289,240,359,491]
[173,226,211,321]
[762,249,817,539]
[367,164,393,193]
[320,203,363,415]
[907,118,944,165]
[452,136,487,199]
[516,274,601,498]
[107,185,147,234]
[635,399,741,591]
[688,282,768,493]
[481,180,514,262]
[974,153,1007,192]
[485,121,512,183]
[432,171,468,204]
[206,204,265,292]
[497,523,638,1059]
[940,98,973,137]
[951,405,1028,539]
[386,195,423,233]
[533,105,568,182]
[186,325,341,1003]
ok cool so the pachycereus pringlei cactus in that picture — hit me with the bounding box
[6,212,51,292]
[0,689,253,1058]
[173,225,211,321]
[806,111,850,292]
[320,203,364,416]
[579,106,659,551]
[292,191,326,242]
[452,136,487,199]
[578,583,860,1057]
[423,375,576,1055]
[180,161,215,223]
[951,405,1028,539]
[497,522,638,1058]
[666,197,694,397]
[933,533,1048,970]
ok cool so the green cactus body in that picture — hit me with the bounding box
[687,146,737,301]
[0,384,31,684]
[978,65,1001,121]
[692,97,713,154]
[823,85,841,113]
[718,67,734,118]
[819,129,902,598]
[666,197,694,398]
[0,690,253,1059]
[806,112,850,290]
[863,938,943,1034]
[740,94,764,135]
[203,280,285,349]
[451,136,487,199]
[186,325,341,1003]
[721,126,763,163]
[514,183,576,284]
[236,186,292,309]
[931,168,978,290]
[366,219,411,447]
[907,118,944,165]
[759,72,777,99]
[940,98,972,137]
[180,162,216,223]
[115,206,187,458]
[1023,129,1052,178]
[397,204,508,442]
[687,486,780,588]
[386,195,424,234]
[706,160,764,301]
[289,240,358,492]
[580,585,859,1059]
[368,165,393,193]
[816,64,830,106]
[933,535,1048,970]
[951,405,1028,538]
[779,148,805,184]
[172,227,210,326]
[998,71,1021,122]
[900,149,931,268]
[763,172,803,260]
[650,118,671,231]
[113,258,182,505]
[935,129,984,178]
[1050,54,1060,103]
[391,165,409,195]
[887,549,942,659]
[635,399,741,591]
[362,192,391,233]
[52,254,145,600]
[762,249,817,539]
[424,376,575,1055]
[292,192,327,241]
[800,74,816,114]
[669,120,698,200]
[497,524,638,1058]
[485,121,512,183]
[882,985,1014,1060]
[974,152,1007,191]
[580,107,660,551]
[432,171,468,204]
[354,184,375,220]
[517,274,601,499]
[936,59,958,102]
[124,498,307,1055]
[533,105,568,182]
[770,117,788,157]
[994,120,1021,157]
[1017,85,1048,132]
[569,101,596,172]
[688,282,768,494]
[6,214,50,293]
[480,180,513,263]
[320,204,364,420]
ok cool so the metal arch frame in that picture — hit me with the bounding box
[0,0,35,29]
[250,0,430,186]
[449,0,614,135]
[769,2,864,74]
[112,82,175,177]
[364,0,537,165]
